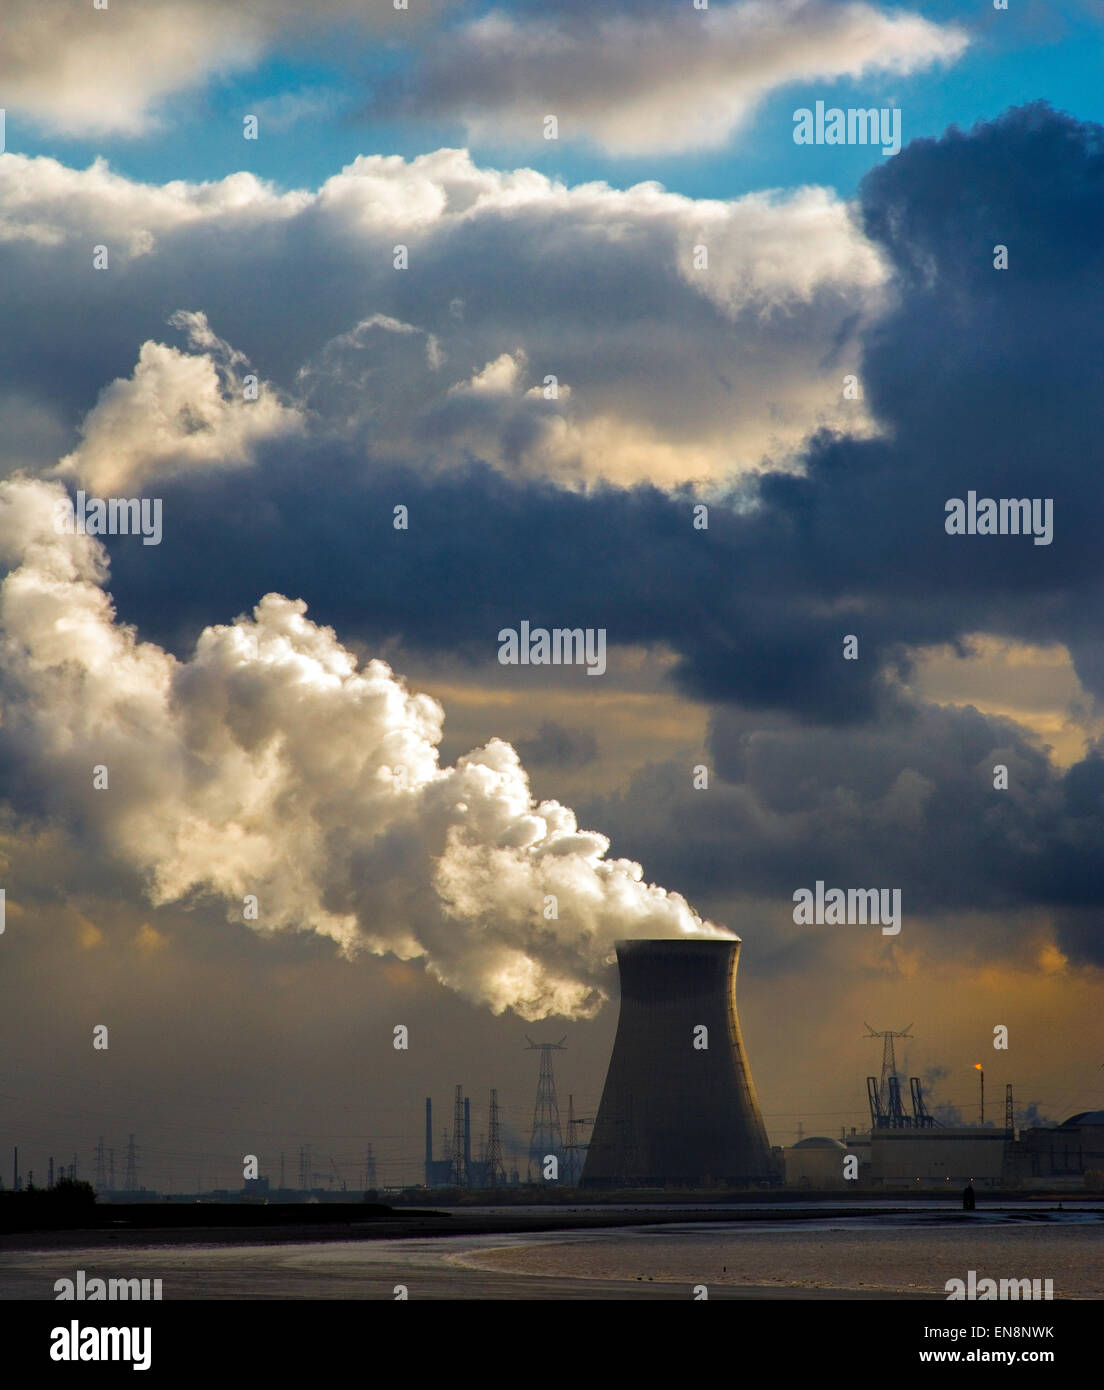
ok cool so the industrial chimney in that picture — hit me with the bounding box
[581,938,774,1188]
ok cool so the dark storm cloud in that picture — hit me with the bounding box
[102,447,897,723]
[584,697,1104,943]
[97,105,1104,726]
[10,105,1104,968]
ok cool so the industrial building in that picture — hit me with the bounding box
[784,1136,849,1189]
[1016,1110,1104,1186]
[867,1127,1008,1188]
[784,1127,1010,1190]
[783,1038,1104,1192]
[856,1115,1104,1190]
[582,938,776,1188]
[838,1058,1016,1188]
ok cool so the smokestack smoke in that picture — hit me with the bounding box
[0,478,729,1020]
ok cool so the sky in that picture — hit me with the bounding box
[1,0,1103,1192]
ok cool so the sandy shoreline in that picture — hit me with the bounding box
[0,1232,941,1300]
[3,1205,1097,1301]
[443,1245,946,1299]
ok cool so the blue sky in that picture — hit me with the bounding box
[8,0,1104,199]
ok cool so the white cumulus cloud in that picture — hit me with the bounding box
[387,0,968,155]
[0,0,420,137]
[55,312,305,494]
[0,148,889,489]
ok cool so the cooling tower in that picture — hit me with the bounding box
[581,938,775,1187]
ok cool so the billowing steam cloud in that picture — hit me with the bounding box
[0,477,727,1019]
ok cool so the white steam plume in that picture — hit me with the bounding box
[0,477,729,1019]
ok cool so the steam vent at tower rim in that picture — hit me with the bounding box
[581,938,774,1187]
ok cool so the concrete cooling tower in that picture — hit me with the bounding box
[581,938,775,1188]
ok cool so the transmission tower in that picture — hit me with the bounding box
[123,1135,138,1193]
[525,1036,566,1180]
[563,1094,593,1185]
[108,1148,115,1191]
[486,1089,506,1187]
[94,1136,106,1191]
[298,1145,311,1190]
[364,1145,377,1191]
[450,1085,466,1187]
[863,1023,913,1108]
